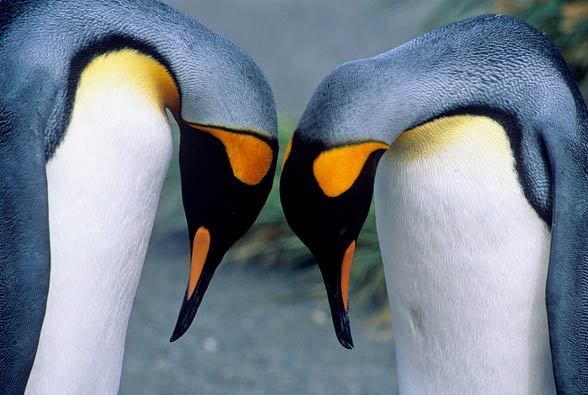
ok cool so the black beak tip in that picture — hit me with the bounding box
[169,324,187,343]
[169,294,201,343]
[331,305,354,349]
[335,316,354,349]
[169,313,191,343]
[170,270,215,343]
[337,334,354,349]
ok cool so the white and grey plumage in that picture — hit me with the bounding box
[281,15,587,394]
[0,1,278,394]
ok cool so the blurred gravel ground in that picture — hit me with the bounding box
[121,1,438,393]
[121,236,398,395]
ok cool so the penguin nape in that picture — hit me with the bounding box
[0,1,278,394]
[280,14,588,395]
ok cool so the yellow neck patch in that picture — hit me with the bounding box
[391,115,510,160]
[78,49,180,114]
[313,141,389,197]
[190,125,274,186]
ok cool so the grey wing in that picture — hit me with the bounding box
[544,115,588,394]
[0,103,50,395]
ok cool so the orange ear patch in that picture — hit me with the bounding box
[313,142,389,197]
[192,125,274,185]
[188,226,211,299]
[341,241,356,312]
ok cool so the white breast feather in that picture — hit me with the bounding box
[374,116,555,394]
[25,72,173,394]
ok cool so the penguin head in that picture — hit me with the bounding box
[280,60,393,348]
[281,131,387,348]
[166,43,279,341]
[171,121,277,342]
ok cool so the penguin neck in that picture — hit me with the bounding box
[374,114,556,394]
[26,51,175,393]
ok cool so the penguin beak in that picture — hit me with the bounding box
[280,132,387,349]
[170,225,218,342]
[319,240,356,349]
[170,121,277,342]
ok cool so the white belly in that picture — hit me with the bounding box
[374,115,555,394]
[26,52,173,394]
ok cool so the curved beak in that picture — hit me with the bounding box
[320,240,356,349]
[170,226,218,342]
[171,121,277,341]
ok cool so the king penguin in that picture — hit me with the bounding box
[281,15,588,394]
[0,1,278,394]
